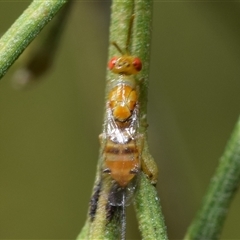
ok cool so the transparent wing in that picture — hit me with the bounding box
[108,175,139,206]
[104,104,139,144]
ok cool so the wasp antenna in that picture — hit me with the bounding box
[125,14,135,55]
[111,41,124,55]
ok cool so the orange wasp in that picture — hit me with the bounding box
[100,16,143,207]
[90,15,158,240]
[99,25,143,239]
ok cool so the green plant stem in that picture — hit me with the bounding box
[135,173,168,240]
[13,0,73,85]
[184,116,240,240]
[78,0,168,239]
[130,1,167,239]
[0,0,67,80]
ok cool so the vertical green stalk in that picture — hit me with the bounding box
[184,116,240,239]
[131,1,152,130]
[131,1,168,239]
[0,0,67,80]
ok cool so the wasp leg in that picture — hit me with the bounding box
[129,167,139,174]
[99,133,106,145]
[139,135,159,185]
[103,168,111,174]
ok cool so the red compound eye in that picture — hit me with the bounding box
[132,58,142,71]
[108,57,118,70]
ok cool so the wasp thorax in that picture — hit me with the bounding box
[108,55,142,75]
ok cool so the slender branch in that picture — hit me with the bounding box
[135,173,168,240]
[0,0,67,80]
[184,116,240,239]
[131,1,168,239]
[12,0,73,88]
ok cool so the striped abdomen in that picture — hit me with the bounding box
[103,138,140,187]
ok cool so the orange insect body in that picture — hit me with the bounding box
[108,77,137,123]
[101,52,142,199]
[99,16,143,207]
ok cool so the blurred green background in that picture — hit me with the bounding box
[1,1,240,239]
